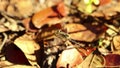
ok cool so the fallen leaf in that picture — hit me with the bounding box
[14,34,40,54]
[99,0,112,6]
[5,0,39,18]
[14,34,40,65]
[91,0,120,17]
[0,0,8,12]
[76,53,104,68]
[0,25,9,32]
[2,65,37,68]
[0,60,38,68]
[36,23,63,41]
[32,7,58,28]
[113,35,120,50]
[89,55,104,68]
[32,2,68,28]
[0,60,14,67]
[56,46,83,68]
[104,54,120,66]
[79,47,96,56]
[64,23,96,42]
[22,18,38,32]
[57,2,68,16]
[4,43,30,65]
[64,23,87,33]
[76,53,94,68]
[69,30,96,42]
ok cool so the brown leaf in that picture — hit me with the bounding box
[92,1,120,17]
[4,43,30,65]
[89,55,104,68]
[0,0,39,18]
[14,34,40,65]
[64,23,96,42]
[14,34,40,54]
[99,0,112,6]
[56,46,83,68]
[0,60,37,68]
[104,54,120,66]
[36,23,63,41]
[69,30,96,42]
[22,18,38,32]
[113,35,120,50]
[76,53,93,68]
[64,23,87,33]
[32,7,58,28]
[0,60,38,68]
[0,25,9,32]
[32,2,68,28]
[0,60,14,67]
[0,0,8,12]
[2,65,37,68]
[77,54,104,68]
[57,2,69,16]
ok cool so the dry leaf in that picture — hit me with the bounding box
[22,18,38,32]
[99,0,112,6]
[69,30,96,42]
[0,0,8,12]
[0,60,14,67]
[14,34,40,65]
[14,34,40,54]
[113,35,120,50]
[79,47,96,56]
[64,23,87,33]
[2,65,37,68]
[56,46,83,68]
[36,23,62,41]
[32,7,58,28]
[89,55,104,68]
[4,43,30,65]
[104,54,120,66]
[32,2,68,28]
[0,0,39,18]
[56,2,69,16]
[92,0,120,17]
[14,0,35,18]
[76,53,94,68]
[64,23,96,42]
[0,25,9,32]
[0,60,38,68]
[76,54,104,68]
[1,13,19,31]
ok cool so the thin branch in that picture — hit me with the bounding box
[0,33,7,53]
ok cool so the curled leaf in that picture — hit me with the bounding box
[32,2,68,28]
[22,18,38,32]
[14,34,40,65]
[56,46,83,68]
[14,34,40,54]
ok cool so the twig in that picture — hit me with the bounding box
[104,23,119,33]
[96,66,120,68]
[1,12,18,31]
[0,33,7,53]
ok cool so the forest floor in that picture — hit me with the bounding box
[0,0,120,68]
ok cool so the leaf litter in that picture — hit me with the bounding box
[0,0,120,68]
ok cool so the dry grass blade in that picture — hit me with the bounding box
[0,33,7,53]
